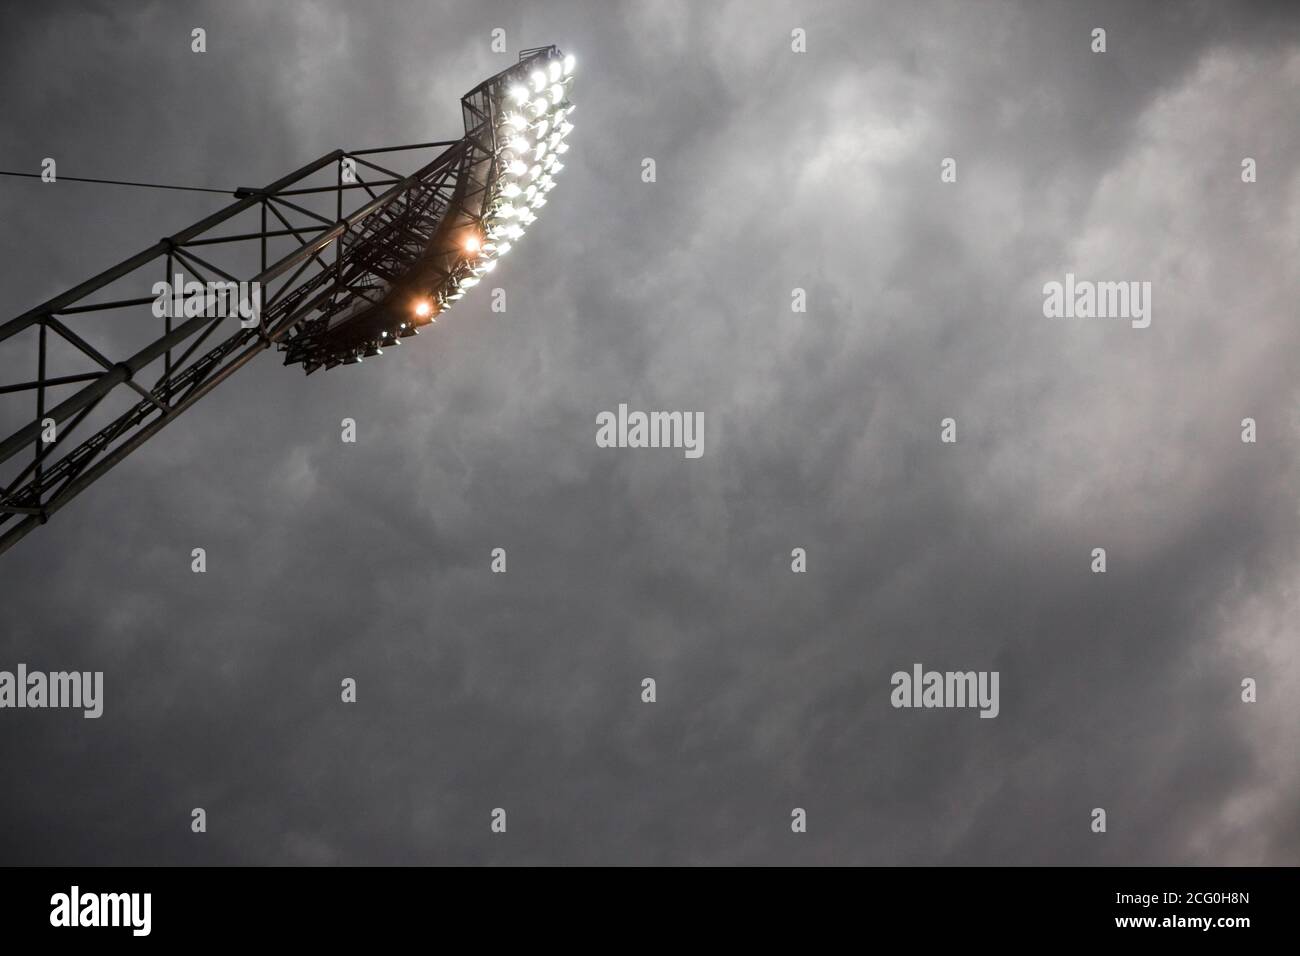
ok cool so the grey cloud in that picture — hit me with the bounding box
[1,0,1297,864]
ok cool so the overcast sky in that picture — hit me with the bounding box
[1,0,1298,865]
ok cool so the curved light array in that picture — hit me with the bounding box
[289,47,576,371]
[427,50,576,325]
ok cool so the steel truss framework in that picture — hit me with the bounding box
[0,46,568,555]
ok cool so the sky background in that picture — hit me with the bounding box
[1,0,1298,865]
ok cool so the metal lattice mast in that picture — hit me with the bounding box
[0,46,575,555]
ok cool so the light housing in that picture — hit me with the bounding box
[286,44,577,363]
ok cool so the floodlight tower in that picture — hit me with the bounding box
[0,47,576,555]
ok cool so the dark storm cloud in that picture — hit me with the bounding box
[1,0,1297,864]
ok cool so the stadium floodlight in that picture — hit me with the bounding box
[0,45,575,553]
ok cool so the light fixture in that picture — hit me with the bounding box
[434,48,574,320]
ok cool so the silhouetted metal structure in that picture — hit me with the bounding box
[0,46,575,554]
